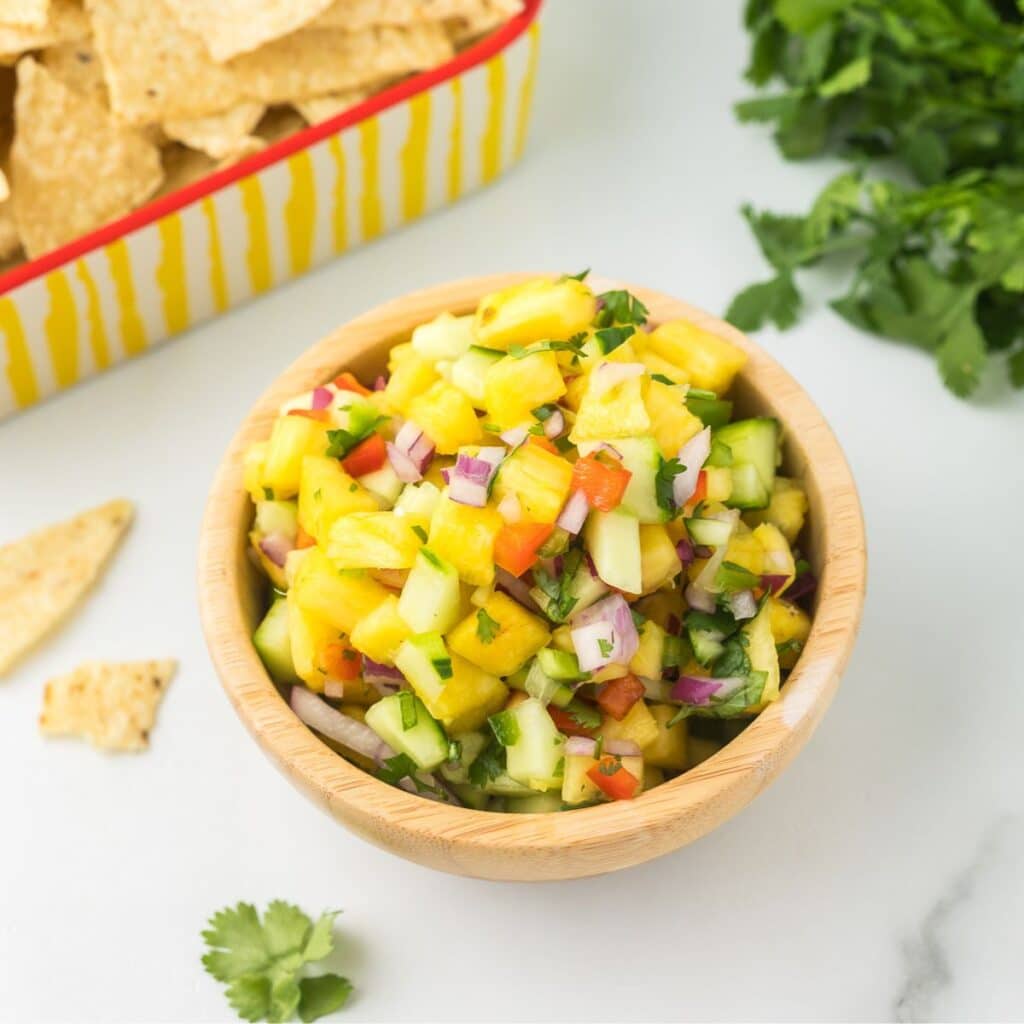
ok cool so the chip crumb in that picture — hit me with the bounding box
[39,659,177,752]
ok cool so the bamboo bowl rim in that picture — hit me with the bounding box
[198,273,867,880]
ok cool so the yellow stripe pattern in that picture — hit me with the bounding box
[327,137,349,253]
[43,272,79,389]
[106,239,147,357]
[201,196,229,312]
[285,152,317,276]
[481,55,506,183]
[401,93,431,222]
[515,21,541,159]
[359,117,383,241]
[448,77,464,201]
[75,259,111,370]
[239,176,272,294]
[156,214,189,334]
[0,297,38,409]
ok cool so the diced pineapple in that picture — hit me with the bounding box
[648,320,747,394]
[428,493,503,586]
[639,524,683,594]
[629,619,667,679]
[244,442,269,502]
[326,511,423,569]
[562,753,601,806]
[643,378,704,457]
[261,415,330,498]
[723,530,765,578]
[753,522,796,592]
[484,351,566,428]
[404,649,508,732]
[640,350,688,384]
[633,591,684,631]
[767,596,811,669]
[411,312,475,361]
[598,700,660,751]
[644,705,687,770]
[383,348,439,414]
[474,276,597,350]
[744,604,781,712]
[550,625,575,653]
[492,443,573,524]
[286,591,337,691]
[570,375,650,442]
[291,548,391,634]
[297,455,377,545]
[744,476,808,544]
[447,592,550,675]
[704,466,733,503]
[562,373,588,412]
[406,381,482,454]
[349,594,412,664]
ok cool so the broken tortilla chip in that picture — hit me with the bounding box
[164,0,336,63]
[10,57,163,258]
[88,0,453,124]
[39,35,107,107]
[0,203,19,259]
[293,86,371,125]
[313,0,521,32]
[163,100,265,160]
[0,0,87,60]
[0,499,133,677]
[39,658,176,752]
[0,0,49,29]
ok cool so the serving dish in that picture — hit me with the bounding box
[198,273,866,881]
[0,1,542,421]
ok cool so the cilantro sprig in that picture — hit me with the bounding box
[201,902,352,1022]
[596,290,649,327]
[476,608,501,644]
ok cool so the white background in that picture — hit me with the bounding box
[3,2,1023,1021]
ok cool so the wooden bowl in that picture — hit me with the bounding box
[198,274,866,882]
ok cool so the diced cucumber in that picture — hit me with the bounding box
[399,548,461,633]
[629,620,665,678]
[689,629,725,667]
[524,659,575,707]
[254,500,299,541]
[483,773,536,797]
[365,693,449,771]
[411,312,476,361]
[450,345,505,408]
[505,697,566,792]
[529,556,609,623]
[358,463,404,507]
[713,418,779,511]
[450,782,492,809]
[686,516,735,547]
[440,730,488,784]
[538,526,571,558]
[600,437,666,524]
[505,792,564,813]
[252,597,298,684]
[394,633,454,704]
[685,393,733,428]
[394,481,441,523]
[536,647,585,682]
[585,510,642,593]
[715,560,760,592]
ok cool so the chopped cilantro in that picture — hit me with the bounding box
[655,456,685,516]
[565,698,601,731]
[475,608,501,644]
[562,268,590,281]
[262,487,274,501]
[713,632,751,679]
[507,334,588,360]
[397,690,418,730]
[595,289,649,327]
[411,524,428,543]
[598,755,621,776]
[531,404,555,421]
[650,372,677,386]
[468,737,506,785]
[554,435,574,453]
[776,638,804,657]
[325,408,388,458]
[597,638,613,658]
[593,324,636,353]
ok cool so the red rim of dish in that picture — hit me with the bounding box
[0,0,543,296]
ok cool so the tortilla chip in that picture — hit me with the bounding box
[165,0,335,63]
[163,100,264,160]
[0,0,87,58]
[39,35,107,106]
[39,658,176,752]
[446,0,523,46]
[0,0,49,29]
[10,57,163,258]
[0,166,7,201]
[88,0,453,124]
[312,0,521,32]
[0,203,19,258]
[0,499,133,677]
[293,86,371,125]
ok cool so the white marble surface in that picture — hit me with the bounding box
[2,2,1023,1021]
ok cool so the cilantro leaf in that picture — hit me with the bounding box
[476,608,501,644]
[713,633,752,679]
[596,290,649,326]
[593,325,636,354]
[562,268,590,281]
[655,457,684,517]
[507,335,587,360]
[597,638,613,658]
[468,737,505,786]
[726,272,801,331]
[299,976,353,1023]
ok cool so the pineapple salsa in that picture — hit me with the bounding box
[243,274,816,812]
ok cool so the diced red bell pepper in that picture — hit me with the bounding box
[571,455,632,512]
[341,433,386,476]
[595,673,646,721]
[322,642,362,681]
[527,434,560,455]
[295,526,317,549]
[684,469,707,511]
[494,521,554,577]
[587,756,640,800]
[287,408,330,422]
[333,371,371,395]
[548,706,596,738]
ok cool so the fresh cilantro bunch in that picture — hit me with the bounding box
[729,0,1024,397]
[202,902,353,1022]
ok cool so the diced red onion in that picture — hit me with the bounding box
[373,374,388,391]
[363,658,404,692]
[311,386,333,410]
[386,442,423,483]
[694,544,712,559]
[543,408,565,439]
[290,686,393,762]
[258,532,293,568]
[591,362,645,398]
[760,573,789,595]
[786,572,818,602]
[497,493,522,523]
[670,675,721,706]
[672,427,712,507]
[448,475,486,507]
[565,736,597,758]
[603,739,641,757]
[449,447,504,507]
[495,566,543,609]
[676,538,695,565]
[393,420,435,474]
[685,581,716,613]
[555,489,589,534]
[570,593,639,669]
[441,467,451,484]
[500,425,529,448]
[729,589,758,620]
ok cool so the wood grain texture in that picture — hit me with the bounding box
[197,273,867,881]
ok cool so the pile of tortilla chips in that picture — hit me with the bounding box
[0,0,523,268]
